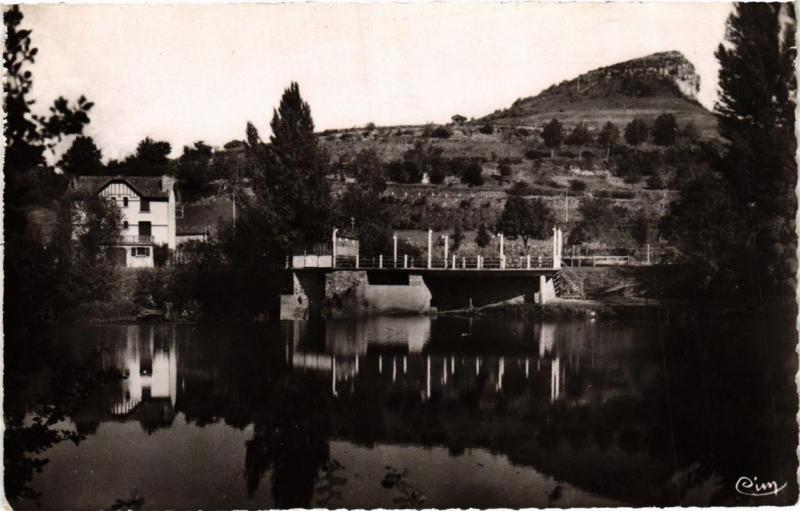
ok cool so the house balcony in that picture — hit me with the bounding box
[119,235,154,245]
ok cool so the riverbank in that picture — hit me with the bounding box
[476,295,798,321]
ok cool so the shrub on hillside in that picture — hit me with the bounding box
[509,181,534,196]
[646,174,666,189]
[461,162,484,186]
[430,126,453,139]
[594,190,635,199]
[479,124,495,135]
[623,174,642,184]
[614,151,660,178]
[525,149,550,160]
[569,179,587,192]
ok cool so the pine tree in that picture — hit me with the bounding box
[238,82,332,263]
[714,2,796,290]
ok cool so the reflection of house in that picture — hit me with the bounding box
[109,326,177,424]
[69,175,176,268]
[176,198,234,246]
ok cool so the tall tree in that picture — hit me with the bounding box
[713,2,797,291]
[541,118,563,157]
[177,141,214,200]
[565,122,592,146]
[235,82,333,267]
[496,196,555,248]
[58,135,103,175]
[597,121,621,159]
[338,149,392,255]
[351,148,387,193]
[4,5,95,336]
[624,118,649,148]
[651,113,679,146]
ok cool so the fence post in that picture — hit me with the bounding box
[379,255,383,269]
[404,254,408,269]
[427,229,432,269]
[462,257,466,269]
[443,234,448,269]
[527,255,531,269]
[356,254,360,268]
[452,254,456,269]
[393,235,398,267]
[332,228,338,268]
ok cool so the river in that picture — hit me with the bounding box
[5,316,797,509]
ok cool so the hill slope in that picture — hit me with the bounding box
[480,51,718,138]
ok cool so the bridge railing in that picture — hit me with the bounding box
[327,254,555,270]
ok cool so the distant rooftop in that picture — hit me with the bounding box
[177,198,234,236]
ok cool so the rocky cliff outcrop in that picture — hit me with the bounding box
[481,51,717,138]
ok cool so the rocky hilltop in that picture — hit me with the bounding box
[481,51,717,138]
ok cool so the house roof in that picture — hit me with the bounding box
[177,198,234,236]
[69,175,173,199]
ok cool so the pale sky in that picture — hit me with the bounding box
[21,2,733,161]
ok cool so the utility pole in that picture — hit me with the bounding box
[232,159,239,233]
[564,189,569,224]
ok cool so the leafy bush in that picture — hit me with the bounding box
[478,124,494,135]
[646,174,666,189]
[154,243,170,267]
[594,190,635,199]
[623,174,642,184]
[569,179,587,192]
[430,126,453,139]
[509,181,534,196]
[460,162,484,186]
[525,149,550,160]
[133,268,170,309]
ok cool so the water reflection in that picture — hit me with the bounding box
[7,317,798,509]
[107,326,177,423]
[286,316,573,406]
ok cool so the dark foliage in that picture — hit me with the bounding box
[58,135,104,175]
[624,118,649,146]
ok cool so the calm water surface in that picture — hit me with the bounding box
[5,316,797,509]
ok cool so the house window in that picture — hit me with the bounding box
[131,247,150,257]
[139,221,152,237]
[140,199,150,212]
[123,197,128,208]
[123,221,129,230]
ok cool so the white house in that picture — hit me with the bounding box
[70,175,177,268]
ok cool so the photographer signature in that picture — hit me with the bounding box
[735,476,786,497]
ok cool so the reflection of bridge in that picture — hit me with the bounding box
[285,317,567,401]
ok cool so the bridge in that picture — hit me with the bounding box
[281,228,572,320]
[288,227,564,272]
